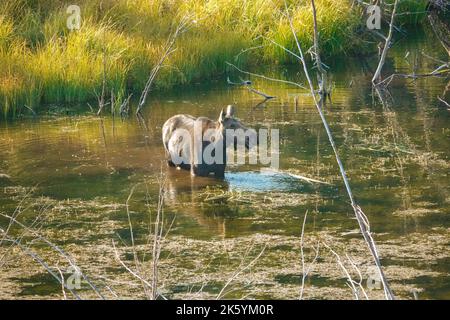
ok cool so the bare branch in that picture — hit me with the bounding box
[282,0,394,299]
[136,16,191,115]
[227,77,275,99]
[226,62,307,89]
[372,0,399,85]
[216,245,266,300]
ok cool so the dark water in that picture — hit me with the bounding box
[0,28,449,299]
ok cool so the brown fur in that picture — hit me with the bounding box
[162,106,250,177]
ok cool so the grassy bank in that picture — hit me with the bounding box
[0,0,428,117]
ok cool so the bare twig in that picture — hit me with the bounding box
[299,211,320,300]
[151,173,166,300]
[226,62,307,90]
[56,266,68,300]
[260,167,330,185]
[0,235,81,300]
[97,41,107,116]
[0,212,105,299]
[112,172,168,300]
[346,254,369,300]
[125,184,152,298]
[111,240,153,289]
[119,94,132,119]
[216,244,266,300]
[227,77,275,99]
[311,0,330,100]
[372,0,399,85]
[437,96,450,109]
[323,242,360,299]
[23,105,37,117]
[282,0,394,299]
[136,16,191,115]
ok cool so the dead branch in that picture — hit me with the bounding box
[0,212,105,299]
[226,61,307,90]
[378,52,449,87]
[311,0,330,100]
[227,77,275,99]
[234,44,266,62]
[378,66,449,87]
[216,244,266,300]
[125,184,151,298]
[260,167,330,185]
[0,235,81,300]
[323,242,361,299]
[372,0,399,85]
[97,42,108,116]
[136,16,191,116]
[119,94,132,119]
[111,240,153,289]
[112,172,168,300]
[437,96,450,109]
[56,266,68,300]
[299,210,320,300]
[427,1,450,56]
[282,0,395,299]
[151,172,166,300]
[23,105,37,117]
[346,253,369,300]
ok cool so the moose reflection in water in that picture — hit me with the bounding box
[162,105,258,177]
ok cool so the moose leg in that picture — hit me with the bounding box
[167,159,176,167]
[214,165,226,179]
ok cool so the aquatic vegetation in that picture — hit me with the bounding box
[196,185,318,210]
[0,0,429,116]
[1,183,447,299]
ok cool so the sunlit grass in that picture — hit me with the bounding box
[0,0,428,117]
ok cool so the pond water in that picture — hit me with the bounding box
[0,27,449,299]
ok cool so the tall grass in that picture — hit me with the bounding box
[0,0,428,117]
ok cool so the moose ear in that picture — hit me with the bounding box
[218,109,226,123]
[226,105,235,117]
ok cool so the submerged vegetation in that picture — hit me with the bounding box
[0,0,429,116]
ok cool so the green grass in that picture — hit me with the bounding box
[0,0,429,117]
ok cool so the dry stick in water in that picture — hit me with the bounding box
[281,1,394,299]
[0,202,48,269]
[125,184,152,298]
[261,167,330,185]
[56,266,68,300]
[226,62,307,90]
[216,244,266,300]
[97,42,108,116]
[346,253,369,300]
[372,0,399,85]
[0,212,105,299]
[227,77,275,100]
[0,235,81,300]
[299,210,320,300]
[311,0,329,100]
[136,17,190,116]
[114,176,168,300]
[151,173,166,300]
[112,240,154,290]
[437,96,450,109]
[119,94,133,119]
[322,242,361,300]
[379,51,449,87]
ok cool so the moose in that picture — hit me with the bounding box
[162,105,256,177]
